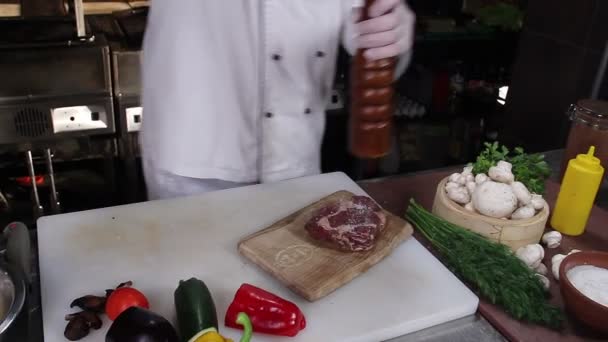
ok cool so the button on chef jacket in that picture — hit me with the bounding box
[141,0,411,183]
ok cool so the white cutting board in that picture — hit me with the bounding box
[38,172,478,342]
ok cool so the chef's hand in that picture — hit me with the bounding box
[355,0,415,61]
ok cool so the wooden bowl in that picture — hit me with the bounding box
[432,177,549,251]
[559,251,608,334]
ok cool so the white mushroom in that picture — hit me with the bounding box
[536,273,550,291]
[466,174,475,183]
[530,194,546,211]
[445,181,461,192]
[457,174,468,185]
[489,166,515,184]
[475,173,489,185]
[534,263,548,276]
[496,160,513,171]
[447,187,470,204]
[462,165,473,175]
[516,244,545,269]
[464,202,475,212]
[511,182,532,206]
[511,205,536,220]
[551,254,566,280]
[472,181,518,218]
[466,181,476,195]
[541,231,562,248]
[449,173,461,183]
[551,252,579,280]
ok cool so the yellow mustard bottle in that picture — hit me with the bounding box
[551,146,605,236]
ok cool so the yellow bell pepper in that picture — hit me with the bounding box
[192,330,233,342]
[190,313,251,342]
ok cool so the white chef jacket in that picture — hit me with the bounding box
[141,0,410,184]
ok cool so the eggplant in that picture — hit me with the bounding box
[106,307,179,342]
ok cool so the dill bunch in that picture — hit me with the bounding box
[405,200,563,329]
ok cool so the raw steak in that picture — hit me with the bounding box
[305,196,387,251]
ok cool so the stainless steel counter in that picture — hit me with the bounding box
[390,315,506,342]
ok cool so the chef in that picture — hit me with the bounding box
[141,0,415,199]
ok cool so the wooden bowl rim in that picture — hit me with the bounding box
[437,177,550,226]
[559,251,608,313]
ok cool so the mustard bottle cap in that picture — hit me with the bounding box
[573,146,603,173]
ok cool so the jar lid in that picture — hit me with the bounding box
[577,99,608,115]
[569,99,608,130]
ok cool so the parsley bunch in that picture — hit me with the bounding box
[472,142,551,194]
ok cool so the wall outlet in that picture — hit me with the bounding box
[126,107,143,132]
[51,106,107,133]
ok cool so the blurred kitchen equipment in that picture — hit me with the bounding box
[44,149,61,214]
[83,6,149,203]
[0,0,113,146]
[551,146,605,236]
[561,100,608,179]
[559,251,608,334]
[0,39,114,145]
[0,190,7,213]
[0,17,84,46]
[591,41,608,100]
[113,6,148,49]
[0,0,118,219]
[24,151,43,219]
[20,148,62,219]
[349,0,396,159]
[21,0,67,17]
[73,0,85,37]
[15,176,44,188]
[113,50,143,203]
[110,7,148,203]
[0,261,26,338]
[2,222,31,285]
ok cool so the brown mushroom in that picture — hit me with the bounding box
[64,315,89,341]
[66,311,102,330]
[70,295,106,313]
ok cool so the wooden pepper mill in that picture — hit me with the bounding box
[349,0,397,159]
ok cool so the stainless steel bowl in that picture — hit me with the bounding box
[0,262,25,335]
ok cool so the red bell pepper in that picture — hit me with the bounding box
[224,284,306,337]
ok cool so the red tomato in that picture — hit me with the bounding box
[106,287,150,321]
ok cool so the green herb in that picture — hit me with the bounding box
[472,141,509,175]
[405,200,563,329]
[472,142,551,194]
[509,147,551,194]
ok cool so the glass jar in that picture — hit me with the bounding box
[561,99,608,179]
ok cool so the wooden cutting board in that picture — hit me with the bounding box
[238,190,413,302]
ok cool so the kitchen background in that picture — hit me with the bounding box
[0,0,607,228]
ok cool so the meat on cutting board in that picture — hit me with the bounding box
[305,196,387,251]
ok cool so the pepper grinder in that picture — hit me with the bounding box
[349,0,397,159]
